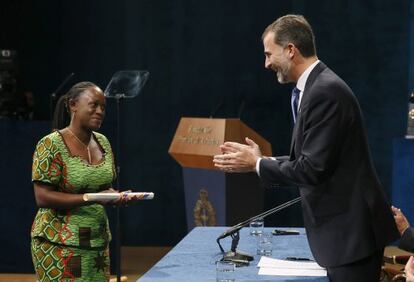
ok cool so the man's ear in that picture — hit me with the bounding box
[286,43,296,59]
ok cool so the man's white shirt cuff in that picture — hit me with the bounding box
[256,157,276,176]
[256,158,262,176]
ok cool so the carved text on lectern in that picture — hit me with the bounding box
[169,117,272,170]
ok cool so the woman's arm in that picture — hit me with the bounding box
[33,182,122,209]
[34,182,87,209]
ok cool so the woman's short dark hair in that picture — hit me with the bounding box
[52,81,98,130]
[262,14,316,58]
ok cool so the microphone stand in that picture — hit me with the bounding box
[115,93,124,282]
[103,70,149,282]
[216,196,301,266]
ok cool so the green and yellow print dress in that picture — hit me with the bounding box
[31,131,116,282]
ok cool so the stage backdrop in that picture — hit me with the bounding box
[0,0,412,273]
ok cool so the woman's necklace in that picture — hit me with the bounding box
[67,128,92,164]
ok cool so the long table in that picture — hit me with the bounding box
[138,227,328,281]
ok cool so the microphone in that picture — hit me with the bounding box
[217,196,301,241]
[50,72,75,100]
[209,97,224,118]
[237,92,246,119]
[50,73,75,120]
[217,222,244,241]
[216,196,301,266]
[237,98,245,119]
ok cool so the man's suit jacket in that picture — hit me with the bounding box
[260,62,399,267]
[400,227,414,252]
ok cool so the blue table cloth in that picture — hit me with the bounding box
[138,227,328,281]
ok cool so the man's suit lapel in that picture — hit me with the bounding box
[289,122,299,158]
[289,61,327,158]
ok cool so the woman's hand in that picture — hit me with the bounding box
[95,188,137,206]
[405,256,414,282]
[392,206,410,235]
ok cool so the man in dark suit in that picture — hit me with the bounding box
[213,14,399,281]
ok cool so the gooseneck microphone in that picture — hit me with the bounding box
[216,196,301,266]
[237,98,245,119]
[50,72,75,120]
[209,97,224,118]
[217,196,301,241]
[50,72,75,100]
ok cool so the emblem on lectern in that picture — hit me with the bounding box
[407,92,414,137]
[410,109,414,119]
[193,189,216,226]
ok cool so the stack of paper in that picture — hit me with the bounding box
[258,256,327,277]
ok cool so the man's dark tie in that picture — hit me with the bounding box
[291,87,300,123]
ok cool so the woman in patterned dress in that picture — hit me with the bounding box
[31,82,124,281]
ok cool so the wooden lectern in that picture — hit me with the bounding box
[169,117,272,230]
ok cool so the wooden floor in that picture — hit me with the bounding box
[0,246,171,282]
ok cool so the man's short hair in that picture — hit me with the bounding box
[262,14,316,58]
